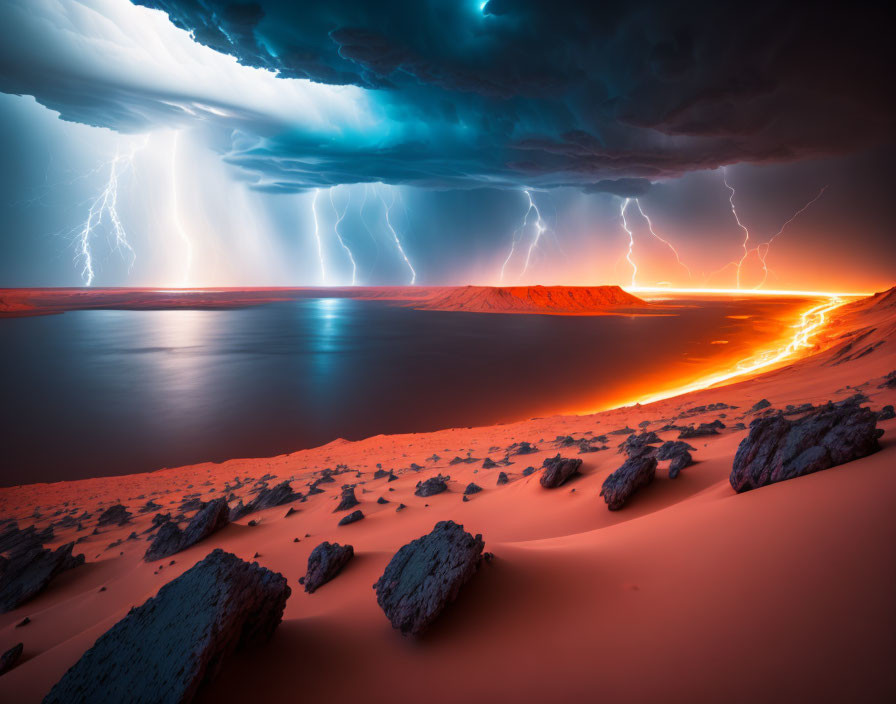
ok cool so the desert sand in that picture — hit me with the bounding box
[1,288,895,703]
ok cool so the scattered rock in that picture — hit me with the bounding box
[540,455,582,488]
[338,510,365,526]
[730,400,883,493]
[463,483,482,495]
[877,404,895,421]
[396,503,407,512]
[481,457,498,469]
[304,542,354,593]
[373,520,485,636]
[749,399,772,413]
[230,481,302,521]
[138,500,163,514]
[600,455,657,510]
[377,496,389,504]
[877,370,896,389]
[521,466,536,477]
[0,542,85,613]
[43,549,289,704]
[508,441,537,455]
[333,485,360,512]
[678,421,724,439]
[144,498,229,562]
[617,431,661,458]
[16,616,31,627]
[96,504,132,527]
[0,642,23,676]
[0,522,54,557]
[656,440,696,478]
[496,472,509,485]
[415,474,449,497]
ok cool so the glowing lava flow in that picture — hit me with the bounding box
[618,290,855,407]
[620,198,637,286]
[74,141,145,285]
[377,186,416,285]
[329,187,358,285]
[310,188,326,284]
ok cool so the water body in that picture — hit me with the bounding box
[0,296,810,485]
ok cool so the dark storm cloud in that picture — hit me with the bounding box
[2,0,892,191]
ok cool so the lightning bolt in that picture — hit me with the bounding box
[170,131,194,287]
[329,186,358,285]
[310,188,326,284]
[632,199,691,280]
[72,139,145,286]
[519,189,547,279]
[620,197,637,287]
[722,168,752,289]
[376,185,416,285]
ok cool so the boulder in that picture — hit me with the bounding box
[656,440,696,478]
[496,472,509,486]
[373,521,484,636]
[144,499,229,562]
[333,485,360,512]
[463,483,482,495]
[0,642,23,676]
[877,404,895,421]
[43,550,289,704]
[617,432,661,457]
[599,455,657,510]
[0,542,85,613]
[748,398,772,413]
[540,455,582,488]
[415,474,449,497]
[230,481,302,521]
[304,542,354,593]
[96,504,132,527]
[730,400,883,493]
[338,510,364,526]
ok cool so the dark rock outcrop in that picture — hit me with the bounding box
[415,474,449,497]
[0,523,54,557]
[230,481,302,521]
[138,500,162,514]
[97,504,132,527]
[877,404,895,421]
[617,431,661,458]
[748,398,772,413]
[0,642,23,676]
[144,499,229,562]
[304,542,354,593]
[338,510,364,526]
[600,455,657,510]
[333,485,360,512]
[373,520,485,636]
[496,472,509,485]
[656,440,696,479]
[678,421,723,439]
[463,483,482,495]
[540,455,582,488]
[0,542,85,613]
[43,549,289,704]
[730,400,883,493]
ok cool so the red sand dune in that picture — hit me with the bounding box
[0,285,646,318]
[0,288,894,702]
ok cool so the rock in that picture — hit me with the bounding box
[600,455,657,510]
[284,507,299,517]
[396,503,407,512]
[617,432,661,458]
[481,457,498,469]
[656,440,696,478]
[878,370,896,389]
[496,472,509,485]
[304,542,354,593]
[373,468,396,481]
[877,404,895,421]
[0,642,23,676]
[609,426,636,435]
[730,400,883,493]
[749,398,772,413]
[373,520,485,636]
[509,441,537,455]
[377,496,389,504]
[144,498,229,562]
[667,451,693,478]
[540,455,582,488]
[0,542,85,613]
[16,616,31,627]
[43,550,289,704]
[521,466,536,477]
[463,483,482,495]
[333,485,360,512]
[415,474,449,497]
[179,497,205,512]
[138,500,162,514]
[0,523,54,558]
[338,510,364,526]
[230,481,302,521]
[678,421,723,439]
[96,504,132,527]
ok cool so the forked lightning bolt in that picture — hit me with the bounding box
[329,187,358,285]
[310,188,326,284]
[376,185,416,285]
[619,198,637,287]
[632,199,691,279]
[520,190,547,278]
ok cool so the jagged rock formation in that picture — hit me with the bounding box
[338,510,364,526]
[617,432,661,458]
[540,455,582,488]
[96,504,132,527]
[144,499,229,562]
[496,472,509,485]
[600,455,657,510]
[730,400,883,493]
[679,420,724,438]
[43,550,289,704]
[463,483,482,495]
[415,474,449,497]
[0,522,53,556]
[1,541,84,613]
[333,485,360,512]
[749,399,772,413]
[0,642,23,675]
[373,521,485,636]
[230,481,302,521]
[656,441,696,478]
[304,542,354,593]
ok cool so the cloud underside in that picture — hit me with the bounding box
[2,0,892,193]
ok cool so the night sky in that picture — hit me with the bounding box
[0,0,893,290]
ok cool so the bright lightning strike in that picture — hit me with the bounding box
[377,185,416,285]
[519,189,546,279]
[329,187,358,285]
[633,199,691,280]
[310,188,326,284]
[74,140,145,286]
[722,168,753,289]
[620,197,637,287]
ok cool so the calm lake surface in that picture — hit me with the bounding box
[0,297,810,485]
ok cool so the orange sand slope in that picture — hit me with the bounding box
[1,289,895,703]
[0,285,646,317]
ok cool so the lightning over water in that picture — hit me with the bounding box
[377,185,416,285]
[310,188,326,284]
[329,186,358,285]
